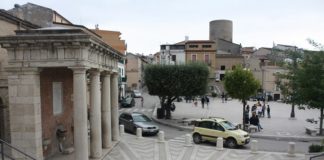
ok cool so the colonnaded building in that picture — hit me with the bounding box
[0,3,124,160]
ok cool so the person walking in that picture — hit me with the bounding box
[201,96,205,109]
[141,96,144,107]
[206,96,210,107]
[221,92,225,103]
[262,104,266,117]
[267,105,271,118]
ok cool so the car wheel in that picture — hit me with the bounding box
[193,133,202,144]
[226,138,237,148]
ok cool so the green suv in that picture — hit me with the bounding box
[192,117,250,148]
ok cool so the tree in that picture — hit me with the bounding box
[224,66,260,129]
[275,50,303,118]
[296,50,324,135]
[144,63,209,119]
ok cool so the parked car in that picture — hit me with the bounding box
[119,112,159,135]
[119,97,135,108]
[192,117,250,148]
[131,90,142,98]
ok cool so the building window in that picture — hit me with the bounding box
[192,54,197,62]
[202,45,211,48]
[172,55,176,61]
[221,65,225,70]
[204,54,210,64]
[53,82,63,115]
[189,45,198,48]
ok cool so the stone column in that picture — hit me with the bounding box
[7,68,43,160]
[72,67,89,160]
[111,73,119,141]
[89,69,102,158]
[102,72,112,148]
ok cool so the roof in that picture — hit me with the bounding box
[195,117,225,122]
[0,9,39,29]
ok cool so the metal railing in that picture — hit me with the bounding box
[310,152,324,160]
[0,139,36,160]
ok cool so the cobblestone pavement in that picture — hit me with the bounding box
[104,134,307,160]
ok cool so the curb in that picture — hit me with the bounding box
[151,104,324,142]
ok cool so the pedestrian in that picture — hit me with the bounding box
[206,96,210,106]
[262,104,266,117]
[257,105,262,117]
[249,112,263,131]
[141,96,144,107]
[267,105,271,118]
[224,94,228,103]
[201,96,205,108]
[246,105,250,112]
[251,104,256,113]
[244,108,249,125]
[221,92,225,103]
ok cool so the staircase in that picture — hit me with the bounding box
[0,139,36,160]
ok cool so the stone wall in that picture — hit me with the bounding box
[40,68,73,158]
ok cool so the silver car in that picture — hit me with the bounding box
[119,112,159,135]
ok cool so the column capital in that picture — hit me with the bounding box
[89,68,101,76]
[101,70,111,76]
[69,66,88,74]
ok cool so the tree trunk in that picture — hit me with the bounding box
[242,100,247,130]
[319,108,323,136]
[290,103,295,118]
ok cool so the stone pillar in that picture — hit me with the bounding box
[72,67,89,160]
[89,69,102,158]
[7,68,43,160]
[102,72,112,148]
[111,73,119,141]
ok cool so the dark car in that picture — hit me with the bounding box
[119,112,159,135]
[120,97,135,108]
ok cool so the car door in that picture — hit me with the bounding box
[120,113,134,131]
[210,122,227,142]
[196,121,216,141]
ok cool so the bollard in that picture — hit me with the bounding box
[158,131,165,142]
[287,142,296,157]
[216,137,223,151]
[119,125,125,137]
[136,128,142,139]
[185,134,192,147]
[250,140,258,154]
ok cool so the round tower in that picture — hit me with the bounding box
[209,20,233,42]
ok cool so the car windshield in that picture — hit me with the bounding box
[133,114,151,122]
[219,121,236,130]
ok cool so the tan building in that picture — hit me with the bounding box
[215,54,244,81]
[184,40,217,92]
[126,53,148,91]
[91,28,126,54]
[246,47,283,101]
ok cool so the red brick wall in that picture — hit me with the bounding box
[40,68,73,158]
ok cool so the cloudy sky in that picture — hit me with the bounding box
[1,0,324,54]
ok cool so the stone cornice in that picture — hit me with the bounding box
[0,28,124,71]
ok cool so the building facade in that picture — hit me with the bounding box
[125,53,148,91]
[0,27,123,160]
[0,9,39,144]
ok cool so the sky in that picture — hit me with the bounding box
[1,0,324,55]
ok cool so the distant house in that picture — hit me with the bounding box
[126,53,149,91]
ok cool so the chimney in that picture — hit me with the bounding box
[185,36,189,41]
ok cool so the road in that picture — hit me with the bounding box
[118,92,318,154]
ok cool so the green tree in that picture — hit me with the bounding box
[274,50,303,118]
[144,63,209,119]
[296,50,324,135]
[224,66,260,128]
